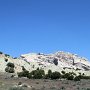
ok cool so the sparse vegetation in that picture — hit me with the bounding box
[18,68,45,79]
[5,54,10,57]
[17,68,90,82]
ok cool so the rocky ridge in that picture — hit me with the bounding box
[0,51,90,76]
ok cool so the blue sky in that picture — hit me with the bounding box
[0,0,90,59]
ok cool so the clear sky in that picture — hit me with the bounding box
[0,0,90,59]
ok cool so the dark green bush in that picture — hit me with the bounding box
[51,71,61,79]
[74,76,81,81]
[22,66,26,71]
[17,67,90,81]
[5,58,8,62]
[18,70,29,77]
[67,75,74,80]
[69,72,76,76]
[5,54,10,57]
[61,71,66,75]
[32,69,45,79]
[79,75,90,79]
[44,74,49,79]
[9,68,15,73]
[30,70,37,75]
[18,72,24,78]
[27,73,32,79]
[44,69,53,79]
[62,73,70,79]
[46,69,52,79]
[33,70,43,79]
[5,67,15,73]
[7,62,15,68]
[0,51,3,54]
[18,68,45,79]
[5,67,9,72]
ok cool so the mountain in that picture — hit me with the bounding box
[0,51,90,76]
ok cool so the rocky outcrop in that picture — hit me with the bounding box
[0,51,90,76]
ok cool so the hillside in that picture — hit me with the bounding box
[0,51,90,76]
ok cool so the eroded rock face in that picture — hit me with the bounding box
[0,51,90,75]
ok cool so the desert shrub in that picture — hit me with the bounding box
[31,71,42,79]
[84,76,90,79]
[51,71,61,79]
[5,67,9,72]
[40,69,45,78]
[0,51,3,54]
[46,69,52,79]
[53,58,58,65]
[62,73,70,79]
[61,71,66,75]
[37,67,39,70]
[69,72,76,76]
[7,62,15,68]
[5,54,10,57]
[30,70,37,75]
[9,67,15,73]
[5,58,8,62]
[48,69,52,75]
[27,73,32,79]
[22,66,26,71]
[44,74,49,79]
[18,70,29,77]
[38,69,45,76]
[74,76,81,81]
[62,72,74,80]
[18,72,24,78]
[33,70,43,79]
[21,70,29,77]
[5,67,15,73]
[67,75,74,80]
[44,69,53,79]
[79,75,90,79]
[18,68,45,79]
[29,69,45,79]
[5,62,15,73]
